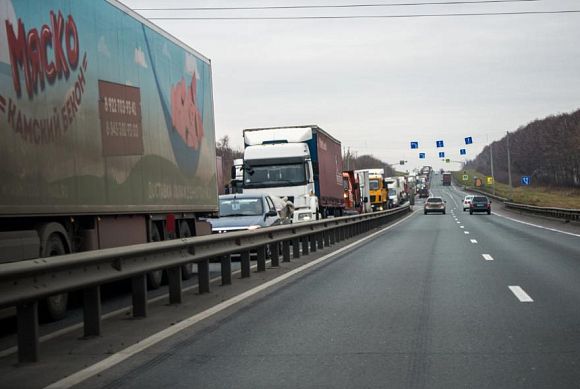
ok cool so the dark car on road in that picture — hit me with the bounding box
[424,197,446,215]
[469,196,491,215]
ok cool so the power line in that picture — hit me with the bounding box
[135,0,541,12]
[147,10,580,20]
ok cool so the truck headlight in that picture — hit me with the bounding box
[298,214,311,221]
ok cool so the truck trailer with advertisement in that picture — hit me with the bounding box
[242,125,344,222]
[0,0,218,319]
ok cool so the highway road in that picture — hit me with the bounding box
[3,179,579,388]
[49,179,578,389]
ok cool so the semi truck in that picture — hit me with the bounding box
[385,177,406,207]
[0,0,218,319]
[242,125,344,222]
[442,172,452,186]
[355,170,373,213]
[356,169,388,211]
[342,170,361,215]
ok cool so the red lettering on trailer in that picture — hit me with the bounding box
[5,10,81,99]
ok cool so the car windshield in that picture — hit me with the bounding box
[427,198,443,203]
[244,163,306,187]
[219,198,264,217]
[369,179,379,190]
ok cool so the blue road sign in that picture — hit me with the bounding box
[465,137,473,145]
[410,141,419,149]
[419,153,425,159]
[521,176,531,185]
[436,140,444,148]
[460,148,466,155]
[438,152,445,158]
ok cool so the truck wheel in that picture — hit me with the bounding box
[41,235,69,321]
[179,221,194,280]
[147,224,164,289]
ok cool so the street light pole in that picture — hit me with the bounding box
[506,131,512,188]
[489,140,496,195]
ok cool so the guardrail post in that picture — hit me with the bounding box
[132,274,148,318]
[310,234,317,253]
[317,233,324,249]
[270,242,280,267]
[282,240,291,262]
[198,259,210,294]
[17,301,39,363]
[221,255,232,285]
[83,286,102,337]
[256,246,266,272]
[329,228,335,245]
[292,238,300,259]
[241,250,251,277]
[167,266,182,304]
[302,236,309,255]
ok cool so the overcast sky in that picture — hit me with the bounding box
[123,0,580,172]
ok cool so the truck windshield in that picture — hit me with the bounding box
[244,163,306,188]
[219,198,263,217]
[389,189,397,196]
[369,180,379,190]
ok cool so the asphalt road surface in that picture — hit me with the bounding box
[48,180,580,388]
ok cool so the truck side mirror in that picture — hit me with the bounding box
[363,197,369,203]
[230,166,236,180]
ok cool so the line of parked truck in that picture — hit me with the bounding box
[0,0,425,321]
[220,125,420,230]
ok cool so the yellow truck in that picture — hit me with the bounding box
[356,169,387,211]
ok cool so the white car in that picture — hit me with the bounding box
[463,195,474,211]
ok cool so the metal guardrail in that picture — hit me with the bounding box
[456,180,579,222]
[0,205,411,363]
[503,202,580,221]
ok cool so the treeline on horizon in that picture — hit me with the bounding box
[215,135,396,187]
[465,108,580,187]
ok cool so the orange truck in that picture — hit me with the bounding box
[342,171,361,214]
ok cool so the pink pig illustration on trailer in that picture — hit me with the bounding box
[170,73,204,150]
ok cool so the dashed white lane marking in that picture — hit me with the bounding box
[493,212,580,238]
[456,221,461,224]
[460,226,464,229]
[44,210,417,389]
[470,239,478,244]
[464,231,470,234]
[508,286,534,302]
[482,254,494,261]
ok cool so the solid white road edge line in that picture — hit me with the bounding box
[482,254,494,261]
[44,211,417,389]
[470,239,478,244]
[492,212,580,238]
[508,286,534,302]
